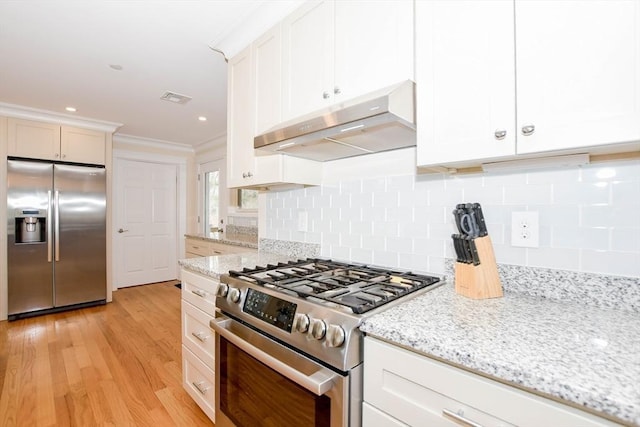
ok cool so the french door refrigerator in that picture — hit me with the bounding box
[7,159,107,320]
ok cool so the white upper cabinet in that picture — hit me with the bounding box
[416,0,640,169]
[515,0,640,155]
[226,46,258,188]
[254,25,283,136]
[226,37,322,189]
[333,0,414,103]
[282,0,414,122]
[8,118,106,165]
[281,1,334,120]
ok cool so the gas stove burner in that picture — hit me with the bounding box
[227,258,440,314]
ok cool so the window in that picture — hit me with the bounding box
[200,160,225,234]
[238,189,258,210]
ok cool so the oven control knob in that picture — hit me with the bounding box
[326,324,346,348]
[309,319,326,340]
[293,313,310,333]
[228,288,241,304]
[217,284,229,297]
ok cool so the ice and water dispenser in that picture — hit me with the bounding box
[14,209,46,243]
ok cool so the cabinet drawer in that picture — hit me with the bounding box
[182,345,215,422]
[182,300,215,367]
[363,402,408,427]
[364,337,617,427]
[181,269,218,315]
[185,240,213,256]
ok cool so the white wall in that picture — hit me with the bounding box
[262,149,640,278]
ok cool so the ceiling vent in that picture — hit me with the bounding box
[160,91,192,105]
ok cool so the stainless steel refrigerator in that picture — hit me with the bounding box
[7,159,107,320]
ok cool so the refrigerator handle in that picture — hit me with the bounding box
[47,190,53,263]
[54,190,60,262]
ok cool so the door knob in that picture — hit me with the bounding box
[118,228,129,233]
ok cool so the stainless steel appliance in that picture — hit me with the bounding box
[210,258,442,427]
[7,159,107,320]
[254,80,416,162]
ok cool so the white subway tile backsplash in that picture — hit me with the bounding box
[581,250,640,277]
[504,183,552,205]
[264,159,640,277]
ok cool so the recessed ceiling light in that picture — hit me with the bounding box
[109,64,123,71]
[65,107,77,112]
[198,116,207,122]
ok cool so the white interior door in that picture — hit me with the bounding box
[115,159,177,288]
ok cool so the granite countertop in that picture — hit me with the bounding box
[360,283,640,426]
[185,232,258,249]
[178,251,293,280]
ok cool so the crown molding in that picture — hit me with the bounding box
[113,133,194,153]
[0,102,122,133]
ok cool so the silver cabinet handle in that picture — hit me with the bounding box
[521,124,535,136]
[334,86,341,95]
[47,190,53,263]
[494,129,507,140]
[322,91,330,99]
[442,409,484,427]
[118,228,129,233]
[192,381,210,395]
[191,289,208,298]
[191,331,209,342]
[54,190,60,262]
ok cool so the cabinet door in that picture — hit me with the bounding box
[254,24,283,136]
[334,0,414,101]
[60,126,106,165]
[281,0,334,121]
[515,0,640,154]
[7,118,61,161]
[226,46,256,188]
[416,1,516,168]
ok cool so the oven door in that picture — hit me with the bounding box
[211,316,357,427]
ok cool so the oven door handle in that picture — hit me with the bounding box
[210,317,339,396]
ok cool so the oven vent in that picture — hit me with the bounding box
[160,91,192,105]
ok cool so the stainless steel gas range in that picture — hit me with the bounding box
[210,258,442,427]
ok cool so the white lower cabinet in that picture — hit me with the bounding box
[363,337,619,427]
[181,268,218,422]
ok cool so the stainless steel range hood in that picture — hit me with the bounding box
[254,80,416,162]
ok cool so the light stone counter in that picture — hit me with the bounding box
[178,251,295,280]
[184,232,258,249]
[360,283,640,426]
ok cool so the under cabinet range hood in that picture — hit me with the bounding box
[254,80,416,161]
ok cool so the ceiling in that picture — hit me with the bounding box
[0,0,300,149]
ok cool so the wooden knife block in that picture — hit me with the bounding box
[454,235,503,299]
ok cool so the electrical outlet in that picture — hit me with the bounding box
[297,210,308,232]
[511,211,539,248]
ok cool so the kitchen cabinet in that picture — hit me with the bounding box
[226,43,321,189]
[8,118,106,165]
[184,237,256,258]
[281,0,413,121]
[363,337,619,427]
[416,0,640,168]
[181,268,218,422]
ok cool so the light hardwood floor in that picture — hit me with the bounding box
[0,281,215,427]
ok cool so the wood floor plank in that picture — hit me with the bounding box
[0,281,214,427]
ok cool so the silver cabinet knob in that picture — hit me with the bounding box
[242,171,253,179]
[521,124,535,136]
[293,313,310,333]
[494,129,507,140]
[333,86,341,95]
[217,284,229,297]
[228,287,241,304]
[118,228,129,233]
[309,318,326,340]
[322,91,330,99]
[326,324,345,348]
